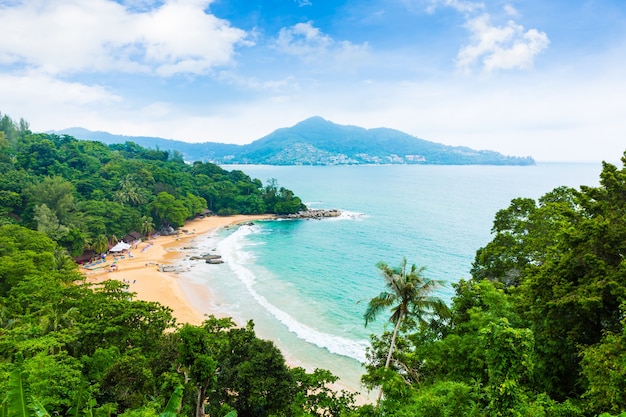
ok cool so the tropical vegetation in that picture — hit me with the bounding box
[1,110,626,416]
[357,153,626,416]
[0,111,306,258]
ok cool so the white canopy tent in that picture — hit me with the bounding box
[109,241,131,252]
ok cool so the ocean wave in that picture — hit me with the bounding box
[218,224,369,363]
[329,210,367,221]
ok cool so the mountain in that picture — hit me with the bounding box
[54,117,535,166]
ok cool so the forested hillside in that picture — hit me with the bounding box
[1,111,625,417]
[0,112,305,257]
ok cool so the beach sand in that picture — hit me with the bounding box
[83,214,274,325]
[83,214,372,404]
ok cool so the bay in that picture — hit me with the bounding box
[179,163,602,394]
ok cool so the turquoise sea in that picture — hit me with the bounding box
[178,163,602,394]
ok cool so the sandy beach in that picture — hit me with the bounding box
[83,214,275,325]
[83,213,372,403]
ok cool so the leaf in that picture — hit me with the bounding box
[5,370,49,417]
[159,384,184,417]
[7,369,31,417]
[29,398,50,417]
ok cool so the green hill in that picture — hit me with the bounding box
[56,117,535,165]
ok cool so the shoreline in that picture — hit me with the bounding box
[82,214,373,404]
[84,214,275,326]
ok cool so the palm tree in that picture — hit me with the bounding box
[141,215,155,238]
[92,234,109,255]
[114,174,147,207]
[364,258,449,405]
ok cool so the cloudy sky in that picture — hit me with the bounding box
[1,0,625,162]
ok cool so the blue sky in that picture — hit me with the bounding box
[1,0,625,162]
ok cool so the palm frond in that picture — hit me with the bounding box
[364,292,396,327]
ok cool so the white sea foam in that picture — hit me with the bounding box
[330,210,367,221]
[218,224,369,363]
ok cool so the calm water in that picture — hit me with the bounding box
[179,163,602,393]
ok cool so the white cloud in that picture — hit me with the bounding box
[425,0,549,72]
[427,0,485,14]
[274,21,369,64]
[217,71,299,92]
[0,0,249,77]
[0,73,122,106]
[275,22,335,58]
[456,13,549,72]
[503,4,520,18]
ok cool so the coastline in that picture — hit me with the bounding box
[82,214,373,403]
[83,214,275,326]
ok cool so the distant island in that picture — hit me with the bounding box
[55,116,535,166]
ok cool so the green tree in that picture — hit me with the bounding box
[99,351,156,412]
[92,234,109,255]
[1,369,51,417]
[579,303,626,415]
[480,318,534,417]
[289,367,356,417]
[150,192,189,228]
[114,174,149,207]
[28,176,75,225]
[0,190,21,222]
[181,193,207,219]
[363,258,448,405]
[177,317,234,417]
[33,204,69,241]
[141,216,156,238]
[210,321,295,417]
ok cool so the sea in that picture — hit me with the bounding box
[177,162,604,394]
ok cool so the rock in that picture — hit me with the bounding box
[190,254,222,262]
[159,265,177,272]
[206,259,224,264]
[277,209,341,220]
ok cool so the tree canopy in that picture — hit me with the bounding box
[0,111,305,258]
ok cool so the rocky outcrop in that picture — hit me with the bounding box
[277,209,341,220]
[189,254,224,264]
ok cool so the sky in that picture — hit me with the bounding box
[1,0,625,162]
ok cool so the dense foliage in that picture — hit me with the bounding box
[2,110,625,416]
[0,225,356,417]
[358,153,626,416]
[0,112,306,257]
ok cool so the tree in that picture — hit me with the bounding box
[150,192,190,228]
[114,174,149,207]
[579,303,626,415]
[33,204,69,241]
[480,318,534,417]
[28,176,75,225]
[177,317,235,417]
[210,321,295,417]
[363,258,448,405]
[141,216,156,238]
[92,234,109,255]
